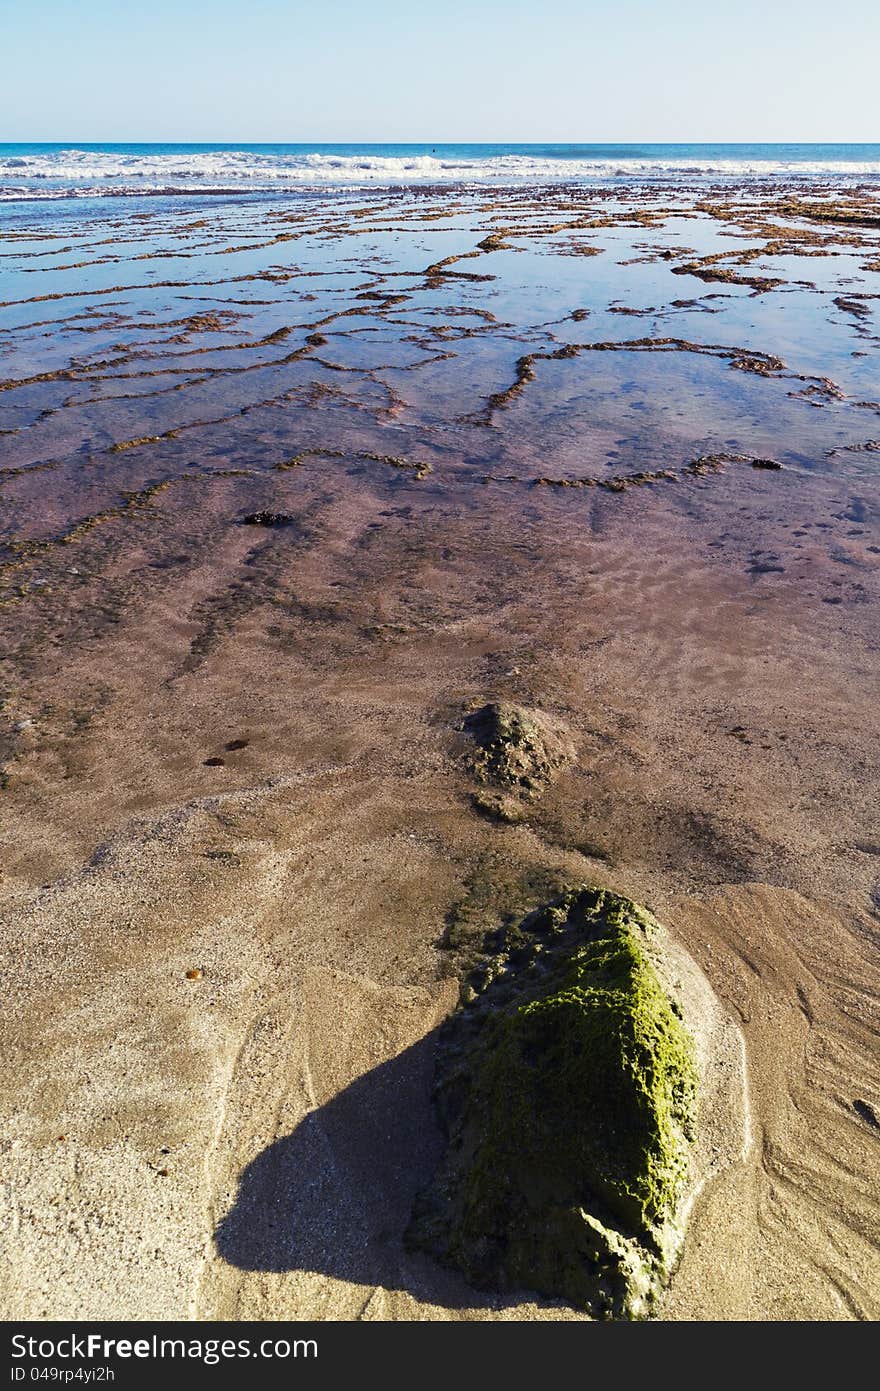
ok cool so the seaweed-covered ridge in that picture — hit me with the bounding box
[409,886,698,1318]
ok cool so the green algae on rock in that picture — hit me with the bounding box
[408,887,698,1318]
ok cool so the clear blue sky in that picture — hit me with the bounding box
[2,0,878,143]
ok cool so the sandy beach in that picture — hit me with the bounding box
[1,180,879,1320]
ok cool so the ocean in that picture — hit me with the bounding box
[3,142,880,201]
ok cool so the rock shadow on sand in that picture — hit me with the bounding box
[213,1029,564,1313]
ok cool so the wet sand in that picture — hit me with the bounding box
[1,183,879,1320]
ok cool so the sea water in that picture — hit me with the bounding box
[3,142,880,202]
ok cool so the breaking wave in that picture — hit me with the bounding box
[3,146,880,201]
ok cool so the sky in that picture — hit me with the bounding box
[1,0,878,143]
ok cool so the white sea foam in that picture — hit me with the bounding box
[2,148,880,200]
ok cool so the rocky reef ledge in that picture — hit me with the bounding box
[408,886,746,1318]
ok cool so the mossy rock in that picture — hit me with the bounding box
[408,887,697,1318]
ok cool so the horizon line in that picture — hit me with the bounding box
[3,138,879,146]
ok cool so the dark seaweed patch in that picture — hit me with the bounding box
[240,512,298,528]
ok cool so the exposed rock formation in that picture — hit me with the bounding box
[463,702,574,822]
[409,887,701,1318]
